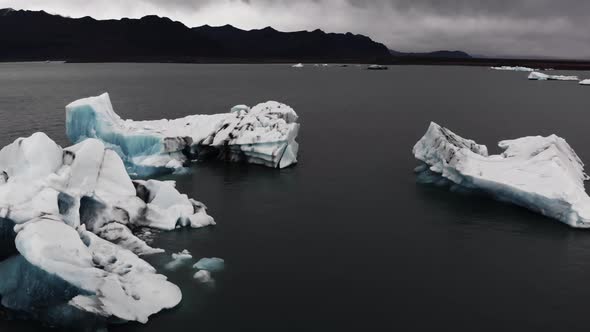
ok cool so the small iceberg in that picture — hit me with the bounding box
[66,93,300,177]
[579,79,590,85]
[413,122,590,228]
[193,257,225,272]
[367,64,388,70]
[491,66,535,72]
[292,63,304,68]
[528,71,579,81]
[0,132,216,326]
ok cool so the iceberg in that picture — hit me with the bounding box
[292,63,304,68]
[0,132,215,325]
[65,93,300,177]
[413,122,590,228]
[367,64,388,70]
[528,71,579,81]
[490,66,535,72]
[580,79,590,85]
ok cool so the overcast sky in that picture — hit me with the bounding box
[1,0,589,59]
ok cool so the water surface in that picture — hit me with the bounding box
[1,63,590,331]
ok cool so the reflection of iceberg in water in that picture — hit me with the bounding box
[413,122,590,228]
[66,93,300,177]
[0,132,215,327]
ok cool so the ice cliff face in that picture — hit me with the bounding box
[413,122,590,228]
[65,93,300,177]
[0,133,215,325]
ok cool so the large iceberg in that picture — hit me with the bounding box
[0,132,214,326]
[528,71,579,81]
[580,79,590,85]
[491,66,535,72]
[413,122,590,228]
[65,93,300,177]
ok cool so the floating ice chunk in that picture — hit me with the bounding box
[193,270,213,283]
[172,249,192,260]
[490,66,535,72]
[580,79,590,85]
[413,122,590,228]
[528,71,579,81]
[193,257,225,272]
[165,249,193,270]
[292,63,304,68]
[0,133,214,256]
[0,217,181,325]
[65,93,300,177]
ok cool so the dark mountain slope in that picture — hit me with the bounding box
[0,8,390,62]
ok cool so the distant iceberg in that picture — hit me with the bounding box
[413,122,590,228]
[367,64,388,70]
[66,93,300,177]
[580,79,590,85]
[0,132,215,326]
[292,63,304,68]
[491,66,535,72]
[528,71,579,81]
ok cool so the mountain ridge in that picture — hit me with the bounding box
[0,8,395,62]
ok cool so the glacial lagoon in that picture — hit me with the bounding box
[1,63,590,331]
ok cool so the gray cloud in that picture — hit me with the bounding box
[1,0,589,58]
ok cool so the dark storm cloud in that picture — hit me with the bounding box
[1,0,589,58]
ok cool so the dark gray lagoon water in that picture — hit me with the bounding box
[1,63,590,331]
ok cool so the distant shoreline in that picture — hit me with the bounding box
[2,57,590,70]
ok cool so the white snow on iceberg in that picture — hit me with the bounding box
[413,122,590,228]
[0,132,215,325]
[65,93,300,177]
[528,71,579,81]
[579,79,590,85]
[0,132,214,255]
[490,66,535,72]
[292,63,304,68]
